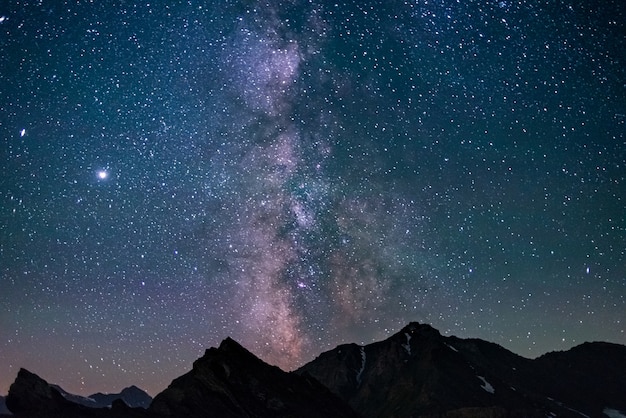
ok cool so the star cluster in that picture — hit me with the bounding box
[1,0,624,396]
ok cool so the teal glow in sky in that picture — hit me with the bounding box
[1,0,624,396]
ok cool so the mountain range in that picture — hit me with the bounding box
[46,384,152,410]
[4,322,626,417]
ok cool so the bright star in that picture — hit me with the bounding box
[97,170,109,180]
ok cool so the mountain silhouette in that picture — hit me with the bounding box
[5,323,626,417]
[5,368,148,418]
[297,322,626,417]
[149,337,358,417]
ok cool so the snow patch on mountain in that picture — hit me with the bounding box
[445,343,458,352]
[548,397,590,418]
[356,346,366,385]
[604,408,626,418]
[477,376,494,394]
[402,332,411,355]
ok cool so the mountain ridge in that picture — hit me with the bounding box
[148,336,359,418]
[297,322,626,417]
[5,322,626,418]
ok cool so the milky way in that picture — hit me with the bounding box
[1,0,624,396]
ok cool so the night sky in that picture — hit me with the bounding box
[1,0,624,397]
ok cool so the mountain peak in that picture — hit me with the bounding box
[218,336,248,353]
[194,336,252,363]
[398,321,440,337]
[298,323,626,418]
[191,336,269,377]
[150,338,359,418]
[7,368,63,409]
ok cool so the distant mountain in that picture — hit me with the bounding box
[5,369,148,418]
[89,386,152,409]
[5,323,626,418]
[0,395,11,416]
[13,378,152,413]
[49,384,100,408]
[46,383,151,409]
[148,337,359,418]
[296,322,626,418]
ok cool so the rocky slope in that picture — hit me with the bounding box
[148,337,359,418]
[297,322,626,418]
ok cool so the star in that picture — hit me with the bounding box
[0,0,624,398]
